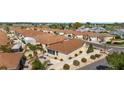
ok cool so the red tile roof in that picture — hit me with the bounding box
[34,34,65,45]
[0,53,23,69]
[14,29,65,45]
[48,39,84,54]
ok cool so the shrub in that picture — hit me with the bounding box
[95,54,101,58]
[90,55,96,60]
[50,69,55,70]
[113,42,124,45]
[63,64,70,70]
[106,41,111,44]
[28,54,33,58]
[68,57,72,60]
[79,51,82,54]
[115,35,121,39]
[73,60,80,66]
[74,54,78,57]
[81,58,87,63]
[60,59,63,61]
[32,60,45,70]
[87,44,94,53]
[54,57,58,59]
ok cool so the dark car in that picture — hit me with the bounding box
[96,65,109,70]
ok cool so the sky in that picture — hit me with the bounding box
[0,0,124,23]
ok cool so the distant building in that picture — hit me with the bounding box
[110,29,124,39]
[77,26,106,32]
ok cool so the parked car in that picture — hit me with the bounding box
[96,65,109,70]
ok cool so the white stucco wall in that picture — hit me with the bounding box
[75,35,83,39]
[91,37,98,42]
[104,37,113,42]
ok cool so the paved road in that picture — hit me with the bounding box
[85,41,124,53]
[78,41,124,70]
[78,58,108,70]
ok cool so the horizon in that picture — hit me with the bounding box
[0,22,124,24]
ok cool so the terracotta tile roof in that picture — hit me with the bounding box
[34,34,65,45]
[0,53,23,69]
[41,28,99,36]
[14,29,45,37]
[48,39,84,54]
[0,31,9,45]
[14,28,65,45]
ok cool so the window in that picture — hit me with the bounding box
[48,49,55,55]
[56,51,58,56]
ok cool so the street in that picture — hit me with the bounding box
[78,58,108,70]
[78,41,124,70]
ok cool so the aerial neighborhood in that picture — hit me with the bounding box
[0,22,124,70]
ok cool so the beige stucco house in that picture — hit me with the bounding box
[47,39,87,61]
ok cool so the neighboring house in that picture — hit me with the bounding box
[90,26,106,32]
[47,39,86,61]
[34,34,65,51]
[40,28,114,43]
[83,32,114,43]
[77,27,90,32]
[98,33,114,42]
[110,30,124,39]
[77,26,106,32]
[13,28,66,51]
[0,53,25,70]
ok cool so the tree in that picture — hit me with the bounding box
[0,45,11,53]
[3,24,10,32]
[106,52,124,70]
[85,22,91,28]
[32,60,46,70]
[87,44,94,53]
[27,43,43,52]
[27,43,37,51]
[72,22,82,29]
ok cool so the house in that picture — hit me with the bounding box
[98,33,114,42]
[47,39,86,61]
[34,34,65,51]
[77,25,106,32]
[110,29,124,39]
[0,53,25,70]
[13,28,66,51]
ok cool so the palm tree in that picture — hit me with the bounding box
[27,43,45,60]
